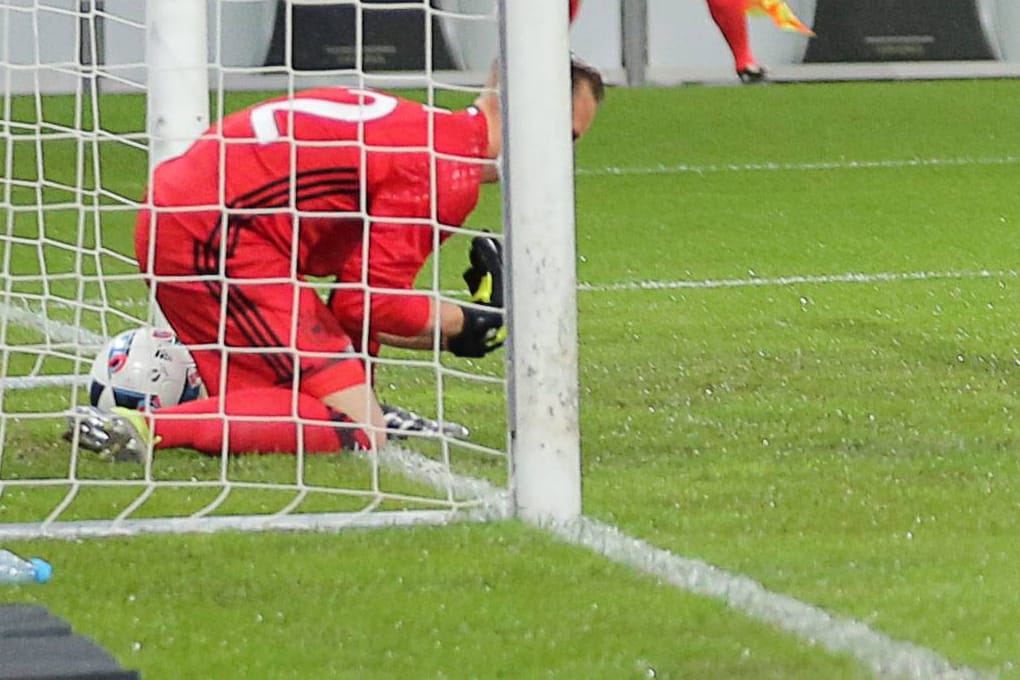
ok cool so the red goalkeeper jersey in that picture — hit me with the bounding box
[145,87,489,340]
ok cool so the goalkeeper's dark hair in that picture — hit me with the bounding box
[571,57,605,104]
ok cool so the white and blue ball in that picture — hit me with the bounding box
[88,328,204,411]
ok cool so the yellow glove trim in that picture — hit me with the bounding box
[491,325,508,346]
[471,273,494,305]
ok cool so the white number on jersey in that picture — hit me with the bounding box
[249,90,400,144]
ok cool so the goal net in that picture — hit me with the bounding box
[0,0,580,539]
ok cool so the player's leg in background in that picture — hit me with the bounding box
[704,0,766,82]
[569,0,582,23]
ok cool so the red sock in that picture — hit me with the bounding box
[150,388,370,456]
[569,0,582,23]
[705,0,756,71]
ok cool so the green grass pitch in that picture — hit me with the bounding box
[4,78,1020,678]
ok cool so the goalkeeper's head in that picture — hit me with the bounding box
[473,56,604,178]
[569,56,604,141]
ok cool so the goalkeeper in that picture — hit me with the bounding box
[66,58,604,461]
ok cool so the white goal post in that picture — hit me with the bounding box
[0,0,580,538]
[499,0,581,520]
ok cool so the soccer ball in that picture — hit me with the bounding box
[88,328,205,411]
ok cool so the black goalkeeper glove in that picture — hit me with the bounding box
[462,235,503,308]
[448,305,506,358]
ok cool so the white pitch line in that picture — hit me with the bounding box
[546,516,987,680]
[578,269,1019,293]
[372,444,511,521]
[377,446,987,680]
[577,155,1020,177]
[70,269,1019,303]
[18,268,1020,315]
[5,374,88,390]
[0,302,105,345]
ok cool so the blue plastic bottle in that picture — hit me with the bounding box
[0,548,52,584]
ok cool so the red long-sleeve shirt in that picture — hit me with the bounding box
[142,86,489,340]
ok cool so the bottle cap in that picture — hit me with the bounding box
[29,558,52,584]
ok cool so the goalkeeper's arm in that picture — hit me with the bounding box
[373,301,505,357]
[374,234,506,356]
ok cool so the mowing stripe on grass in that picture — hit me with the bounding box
[6,268,1017,390]
[577,155,1020,177]
[375,446,988,680]
[0,294,995,677]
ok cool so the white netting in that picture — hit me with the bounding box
[0,0,512,538]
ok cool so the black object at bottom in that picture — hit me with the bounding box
[0,605,138,679]
[0,605,73,638]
